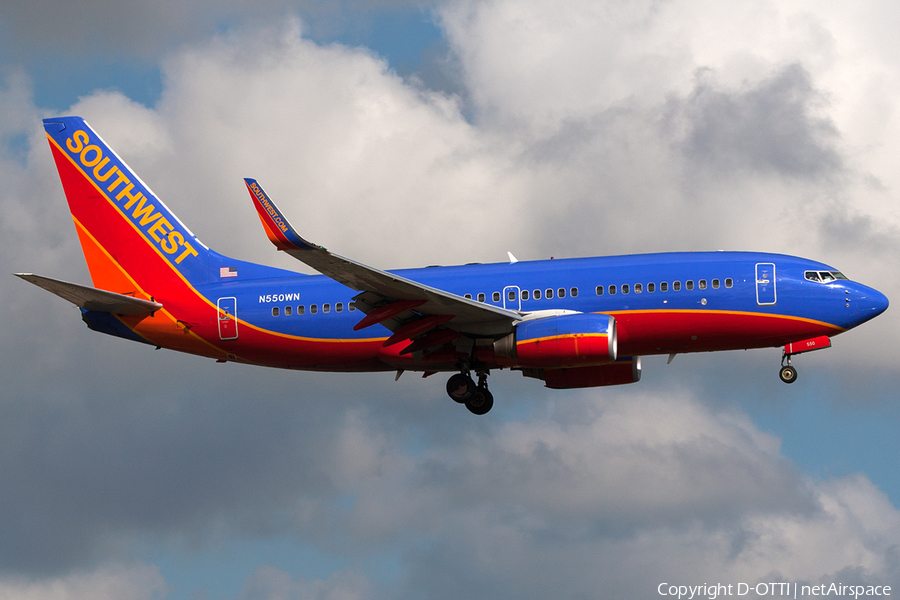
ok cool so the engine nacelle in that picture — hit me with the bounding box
[494,313,617,369]
[538,357,642,389]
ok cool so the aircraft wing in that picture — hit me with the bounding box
[244,179,521,343]
[15,273,163,315]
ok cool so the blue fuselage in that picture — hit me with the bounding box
[147,250,887,372]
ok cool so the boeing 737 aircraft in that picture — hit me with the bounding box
[17,116,889,415]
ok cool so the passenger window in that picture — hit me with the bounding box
[596,285,603,296]
[464,293,472,299]
[648,282,655,293]
[622,284,630,294]
[285,306,292,316]
[686,280,694,290]
[298,305,305,315]
[323,303,331,313]
[558,288,566,298]
[336,303,343,312]
[725,278,733,288]
[609,285,617,295]
[570,287,578,297]
[272,307,280,317]
[712,279,720,289]
[534,289,542,300]
[522,290,529,300]
[699,280,707,290]
[546,289,554,299]
[508,290,516,301]
[492,292,500,302]
[635,283,642,294]
[310,304,318,314]
[348,303,356,312]
[673,281,681,291]
[478,293,485,302]
[660,282,668,292]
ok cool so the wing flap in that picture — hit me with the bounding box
[353,299,426,331]
[383,314,455,347]
[15,273,163,315]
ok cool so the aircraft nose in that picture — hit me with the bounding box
[871,289,889,315]
[853,285,889,324]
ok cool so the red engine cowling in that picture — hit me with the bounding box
[538,357,642,389]
[494,313,617,368]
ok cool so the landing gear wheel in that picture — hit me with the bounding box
[447,373,476,403]
[779,365,798,384]
[465,387,494,415]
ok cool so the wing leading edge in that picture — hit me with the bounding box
[243,179,520,345]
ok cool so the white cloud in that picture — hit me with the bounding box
[63,20,532,271]
[0,564,165,600]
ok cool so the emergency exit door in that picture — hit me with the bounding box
[503,286,521,311]
[755,263,776,306]
[217,297,238,340]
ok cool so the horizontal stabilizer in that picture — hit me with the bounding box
[15,273,163,315]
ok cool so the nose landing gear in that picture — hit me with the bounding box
[778,336,832,384]
[446,369,493,415]
[779,358,798,384]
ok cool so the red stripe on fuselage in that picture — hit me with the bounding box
[611,309,842,355]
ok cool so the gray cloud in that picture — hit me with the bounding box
[670,64,843,179]
[0,0,433,60]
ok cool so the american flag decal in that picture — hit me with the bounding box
[220,266,238,278]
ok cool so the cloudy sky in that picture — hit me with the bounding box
[1,0,899,598]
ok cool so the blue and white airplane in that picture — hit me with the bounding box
[17,116,889,414]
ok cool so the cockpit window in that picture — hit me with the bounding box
[805,270,849,283]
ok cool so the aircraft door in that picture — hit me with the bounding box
[755,263,776,306]
[217,297,238,340]
[503,286,521,311]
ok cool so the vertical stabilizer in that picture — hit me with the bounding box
[43,116,209,295]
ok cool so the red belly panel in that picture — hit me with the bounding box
[612,310,842,356]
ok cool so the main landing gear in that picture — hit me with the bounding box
[779,353,798,384]
[446,369,493,415]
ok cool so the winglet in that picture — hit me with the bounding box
[244,179,316,252]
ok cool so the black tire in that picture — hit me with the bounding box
[465,388,494,415]
[447,373,475,403]
[779,365,798,384]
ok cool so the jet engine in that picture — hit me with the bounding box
[494,313,617,368]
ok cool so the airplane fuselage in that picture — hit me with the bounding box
[81,249,884,373]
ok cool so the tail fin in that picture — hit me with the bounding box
[43,116,210,297]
